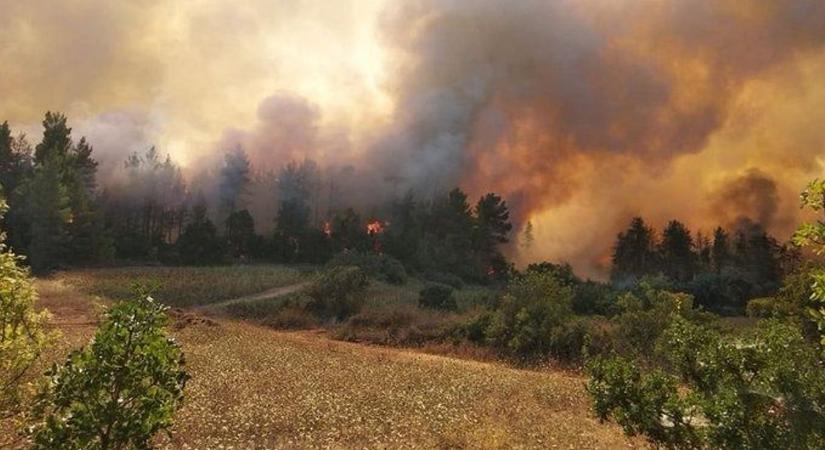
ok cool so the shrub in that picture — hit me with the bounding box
[573,281,619,316]
[587,317,825,449]
[306,266,369,320]
[224,293,317,329]
[0,198,54,419]
[419,283,457,311]
[612,283,711,359]
[484,271,576,358]
[746,297,775,318]
[328,250,407,284]
[686,271,753,315]
[29,294,187,449]
[336,304,458,346]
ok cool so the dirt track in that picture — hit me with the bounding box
[31,278,638,449]
[197,281,311,311]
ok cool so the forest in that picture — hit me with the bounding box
[2,112,824,449]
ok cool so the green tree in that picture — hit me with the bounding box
[422,188,477,278]
[711,226,731,273]
[29,293,187,450]
[64,137,112,263]
[330,208,368,252]
[587,318,825,449]
[658,220,697,282]
[0,122,32,195]
[473,193,513,278]
[23,159,70,273]
[177,198,223,265]
[33,112,72,165]
[793,178,825,344]
[732,219,782,294]
[384,191,421,263]
[225,209,255,258]
[484,271,576,357]
[474,193,512,247]
[611,217,658,281]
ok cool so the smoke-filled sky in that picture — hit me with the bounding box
[2,0,825,277]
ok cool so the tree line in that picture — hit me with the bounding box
[0,113,513,282]
[610,216,796,313]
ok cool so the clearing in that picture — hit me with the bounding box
[34,273,639,449]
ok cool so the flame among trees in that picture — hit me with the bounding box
[0,113,516,281]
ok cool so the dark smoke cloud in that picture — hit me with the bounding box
[710,169,780,229]
[370,0,825,214]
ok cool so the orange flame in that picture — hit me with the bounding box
[366,220,384,235]
[323,221,332,237]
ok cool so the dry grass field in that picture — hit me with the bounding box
[30,273,640,449]
[62,265,315,307]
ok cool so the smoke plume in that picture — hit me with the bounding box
[2,0,825,277]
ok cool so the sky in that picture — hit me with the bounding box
[2,0,825,277]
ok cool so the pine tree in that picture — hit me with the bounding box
[218,146,251,224]
[25,159,70,273]
[226,209,255,258]
[658,220,696,282]
[711,226,731,273]
[611,217,658,281]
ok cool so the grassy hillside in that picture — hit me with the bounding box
[32,274,637,449]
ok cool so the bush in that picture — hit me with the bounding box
[419,283,457,311]
[306,266,369,320]
[484,271,576,359]
[573,281,619,316]
[612,283,712,359]
[587,318,825,449]
[224,293,317,329]
[328,250,407,284]
[0,198,54,418]
[746,297,775,318]
[29,294,187,449]
[336,304,459,346]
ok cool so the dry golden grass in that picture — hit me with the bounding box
[28,276,640,449]
[160,322,640,449]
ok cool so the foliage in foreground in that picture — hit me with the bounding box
[0,198,53,419]
[793,178,825,345]
[481,271,580,358]
[29,294,187,449]
[587,317,825,449]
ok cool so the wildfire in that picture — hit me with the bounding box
[366,220,384,235]
[323,221,332,237]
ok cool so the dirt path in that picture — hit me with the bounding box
[29,277,638,449]
[197,281,310,311]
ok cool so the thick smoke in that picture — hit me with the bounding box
[363,0,825,276]
[710,170,780,229]
[372,0,825,207]
[3,0,825,278]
